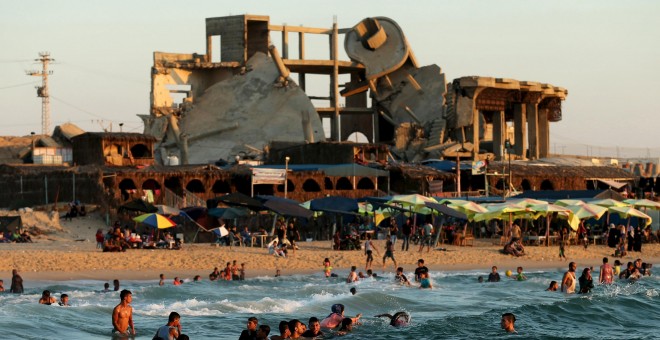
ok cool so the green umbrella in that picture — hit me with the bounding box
[623,198,660,211]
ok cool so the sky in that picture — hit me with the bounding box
[1,0,659,158]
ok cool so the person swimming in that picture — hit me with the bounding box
[375,312,410,327]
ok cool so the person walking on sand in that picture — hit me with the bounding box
[364,234,379,271]
[382,235,397,272]
[401,218,412,251]
[10,269,23,294]
[112,289,135,337]
[558,239,567,261]
[561,262,577,294]
[418,219,433,253]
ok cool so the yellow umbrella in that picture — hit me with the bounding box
[474,202,530,240]
[445,200,489,221]
[530,203,573,246]
[608,206,652,227]
[555,199,586,207]
[590,199,629,208]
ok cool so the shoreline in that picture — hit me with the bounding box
[3,213,657,283]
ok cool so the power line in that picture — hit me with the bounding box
[51,95,108,120]
[0,81,38,90]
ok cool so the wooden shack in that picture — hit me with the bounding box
[72,133,157,167]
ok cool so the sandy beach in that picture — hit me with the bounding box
[2,211,658,282]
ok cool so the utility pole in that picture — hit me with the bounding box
[26,52,54,135]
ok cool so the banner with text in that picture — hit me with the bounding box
[252,168,286,185]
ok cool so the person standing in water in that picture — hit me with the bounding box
[599,257,614,284]
[112,290,135,337]
[561,262,577,294]
[10,269,23,293]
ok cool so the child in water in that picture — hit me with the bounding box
[419,272,433,289]
[613,260,622,277]
[515,267,527,281]
[323,258,333,278]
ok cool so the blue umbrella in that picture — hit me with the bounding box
[309,196,359,214]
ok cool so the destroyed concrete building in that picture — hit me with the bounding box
[142,14,567,166]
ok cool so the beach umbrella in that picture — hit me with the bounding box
[436,200,488,221]
[387,194,438,235]
[425,202,469,220]
[208,207,250,220]
[133,213,177,229]
[309,196,359,214]
[530,203,573,246]
[263,199,313,219]
[509,198,549,207]
[119,199,158,213]
[256,195,301,205]
[474,202,530,239]
[590,198,629,226]
[608,206,652,227]
[563,203,608,221]
[590,198,629,208]
[210,193,265,211]
[554,199,586,207]
[387,194,437,211]
[623,198,660,211]
[155,204,181,216]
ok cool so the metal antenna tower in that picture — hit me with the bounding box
[26,52,54,135]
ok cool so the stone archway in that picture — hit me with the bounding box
[336,177,352,190]
[540,179,554,190]
[356,177,374,190]
[186,179,205,193]
[302,179,322,192]
[521,179,532,191]
[118,178,137,201]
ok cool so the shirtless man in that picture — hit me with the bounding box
[347,266,359,283]
[599,257,614,284]
[561,262,577,294]
[112,289,135,337]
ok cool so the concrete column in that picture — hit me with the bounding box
[526,103,539,159]
[298,32,306,91]
[492,111,505,160]
[513,103,527,158]
[538,107,550,158]
[471,107,480,158]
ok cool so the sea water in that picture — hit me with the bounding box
[0,267,657,339]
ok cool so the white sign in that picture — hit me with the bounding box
[252,168,286,185]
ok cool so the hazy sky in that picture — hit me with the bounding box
[1,0,658,157]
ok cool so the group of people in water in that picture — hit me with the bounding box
[549,257,653,294]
